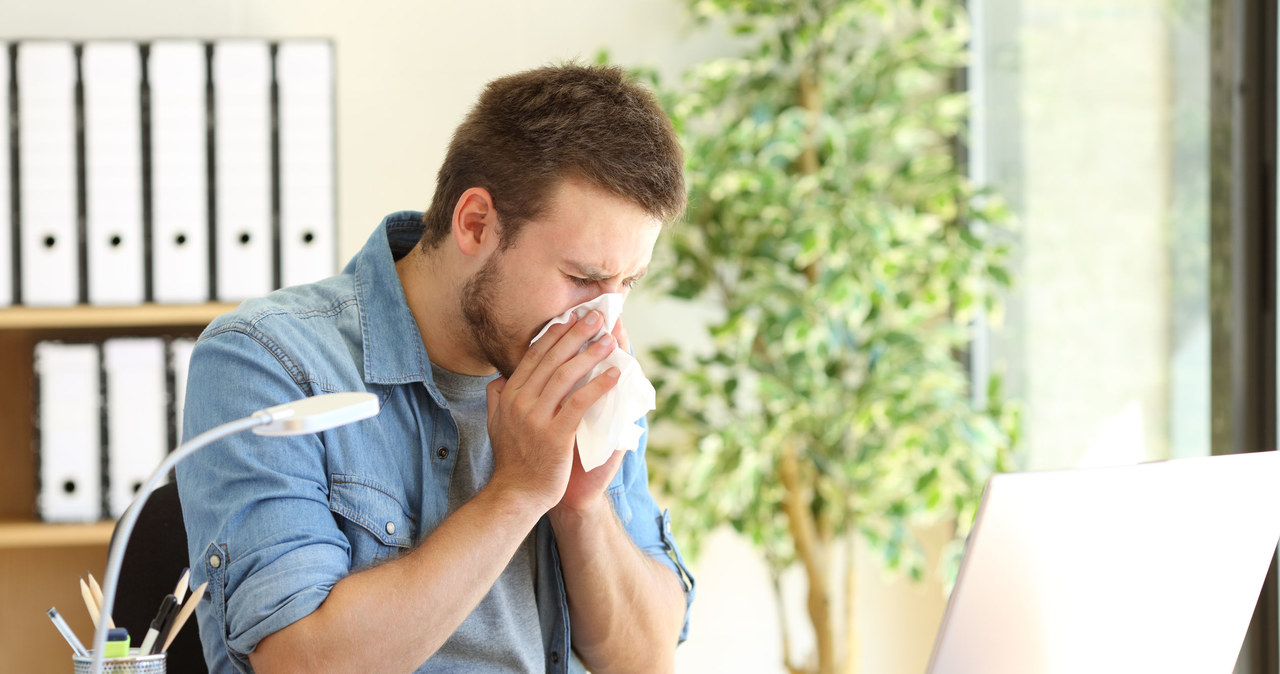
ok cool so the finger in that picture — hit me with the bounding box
[584,445,627,480]
[535,332,617,416]
[611,319,630,354]
[507,313,577,390]
[554,364,621,429]
[485,376,507,418]
[522,310,609,397]
[591,447,627,480]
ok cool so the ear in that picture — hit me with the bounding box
[451,187,500,257]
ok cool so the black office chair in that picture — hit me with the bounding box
[111,481,208,673]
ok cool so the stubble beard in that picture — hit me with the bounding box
[460,253,520,378]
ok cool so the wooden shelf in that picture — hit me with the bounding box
[0,520,115,549]
[0,301,219,672]
[0,303,236,330]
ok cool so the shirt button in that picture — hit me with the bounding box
[209,554,221,569]
[385,521,396,535]
[436,446,449,460]
[550,651,560,664]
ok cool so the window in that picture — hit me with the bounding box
[971,0,1211,470]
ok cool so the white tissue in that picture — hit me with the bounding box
[530,293,655,472]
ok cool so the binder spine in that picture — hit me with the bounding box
[15,42,83,306]
[34,339,103,522]
[83,42,146,306]
[277,40,337,288]
[103,336,169,518]
[149,40,209,304]
[8,37,335,306]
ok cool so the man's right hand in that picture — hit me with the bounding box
[484,309,621,512]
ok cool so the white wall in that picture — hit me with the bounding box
[0,2,947,671]
[0,0,728,260]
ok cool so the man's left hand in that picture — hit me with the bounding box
[557,448,626,514]
[554,317,632,515]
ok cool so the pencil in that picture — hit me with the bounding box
[161,581,207,653]
[79,577,100,630]
[86,573,115,629]
[173,567,191,605]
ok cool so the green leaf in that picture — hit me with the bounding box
[634,0,1019,619]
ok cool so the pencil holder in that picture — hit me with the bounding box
[73,649,166,674]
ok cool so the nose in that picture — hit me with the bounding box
[598,280,631,296]
[571,289,627,321]
[577,283,627,302]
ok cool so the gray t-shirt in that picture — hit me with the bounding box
[424,363,544,673]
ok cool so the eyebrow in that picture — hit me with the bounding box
[566,261,647,285]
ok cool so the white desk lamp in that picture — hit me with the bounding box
[88,391,380,673]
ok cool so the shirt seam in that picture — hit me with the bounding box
[202,298,359,387]
[203,321,307,386]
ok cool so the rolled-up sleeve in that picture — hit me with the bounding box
[613,418,697,643]
[176,326,357,670]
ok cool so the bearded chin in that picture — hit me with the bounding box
[460,257,518,377]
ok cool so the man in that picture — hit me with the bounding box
[177,64,695,673]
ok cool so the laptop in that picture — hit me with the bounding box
[926,450,1280,674]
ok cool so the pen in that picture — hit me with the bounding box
[86,573,115,629]
[79,577,100,629]
[161,581,207,654]
[46,607,88,657]
[139,594,177,655]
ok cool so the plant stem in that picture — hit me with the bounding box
[771,566,803,674]
[843,534,860,674]
[798,68,821,177]
[780,442,836,674]
[797,31,822,287]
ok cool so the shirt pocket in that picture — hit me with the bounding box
[328,474,415,568]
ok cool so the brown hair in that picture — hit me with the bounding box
[419,63,685,250]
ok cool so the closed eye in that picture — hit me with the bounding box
[565,269,645,289]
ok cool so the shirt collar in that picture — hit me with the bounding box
[352,211,450,408]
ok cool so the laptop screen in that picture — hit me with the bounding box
[927,450,1280,674]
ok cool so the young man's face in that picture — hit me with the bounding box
[460,178,663,377]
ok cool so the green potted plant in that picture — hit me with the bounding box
[635,1,1019,672]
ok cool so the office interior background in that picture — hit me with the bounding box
[0,0,1275,672]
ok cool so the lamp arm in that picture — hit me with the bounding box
[89,412,271,673]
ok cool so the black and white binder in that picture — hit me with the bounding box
[149,40,209,304]
[35,341,102,522]
[83,42,145,306]
[277,40,336,288]
[213,40,273,302]
[103,337,168,518]
[0,42,11,308]
[18,42,80,307]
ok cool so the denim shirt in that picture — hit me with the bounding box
[176,212,695,673]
